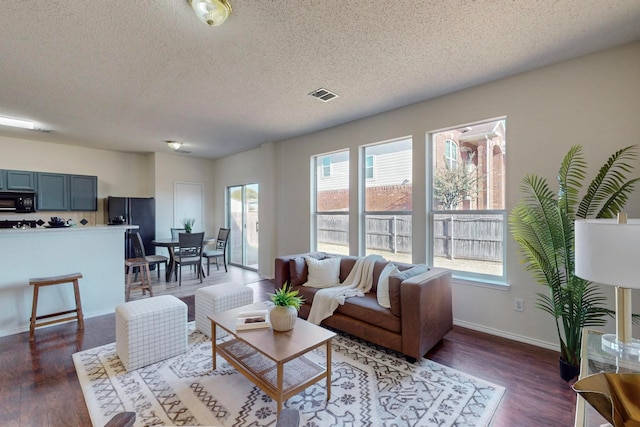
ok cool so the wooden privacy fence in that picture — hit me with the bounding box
[318,214,503,261]
[433,215,503,262]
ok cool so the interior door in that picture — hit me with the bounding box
[174,182,204,232]
[228,183,259,270]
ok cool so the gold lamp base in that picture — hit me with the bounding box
[573,373,640,427]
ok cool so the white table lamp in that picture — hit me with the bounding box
[575,214,640,359]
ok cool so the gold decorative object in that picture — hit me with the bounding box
[573,372,640,427]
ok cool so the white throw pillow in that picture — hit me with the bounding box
[377,262,399,308]
[303,256,341,288]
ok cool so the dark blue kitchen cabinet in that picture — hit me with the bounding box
[37,172,69,211]
[6,170,36,191]
[69,175,97,211]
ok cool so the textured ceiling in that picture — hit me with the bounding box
[1,1,639,159]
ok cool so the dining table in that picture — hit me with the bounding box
[152,236,216,282]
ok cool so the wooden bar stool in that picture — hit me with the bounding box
[124,258,152,301]
[29,272,84,341]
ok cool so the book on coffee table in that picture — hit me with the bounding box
[236,310,270,330]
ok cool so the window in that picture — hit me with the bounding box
[321,156,331,178]
[431,118,506,281]
[365,155,375,180]
[363,138,412,263]
[444,139,458,169]
[313,150,349,255]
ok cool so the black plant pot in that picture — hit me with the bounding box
[559,358,580,382]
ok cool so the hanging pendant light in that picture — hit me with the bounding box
[189,0,232,27]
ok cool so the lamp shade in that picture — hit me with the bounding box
[574,218,640,289]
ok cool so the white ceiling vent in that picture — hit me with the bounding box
[309,88,339,102]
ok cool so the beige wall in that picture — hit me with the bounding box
[258,42,640,349]
[151,152,216,241]
[210,142,277,278]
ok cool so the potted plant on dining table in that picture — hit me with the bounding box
[183,218,195,233]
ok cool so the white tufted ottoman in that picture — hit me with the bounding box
[195,283,254,338]
[115,295,187,371]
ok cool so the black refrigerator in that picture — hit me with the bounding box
[107,196,156,259]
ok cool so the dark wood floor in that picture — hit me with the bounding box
[0,267,577,426]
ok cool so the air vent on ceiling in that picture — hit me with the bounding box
[309,88,339,102]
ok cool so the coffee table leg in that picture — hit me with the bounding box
[276,362,284,415]
[211,319,217,370]
[326,339,332,401]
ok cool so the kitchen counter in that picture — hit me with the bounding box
[0,224,136,233]
[0,224,138,337]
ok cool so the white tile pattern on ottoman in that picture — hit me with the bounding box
[195,283,254,338]
[115,295,187,371]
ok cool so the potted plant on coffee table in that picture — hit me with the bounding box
[269,282,304,332]
[510,144,639,381]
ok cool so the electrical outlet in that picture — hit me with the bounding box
[514,298,524,312]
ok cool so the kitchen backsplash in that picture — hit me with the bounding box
[0,211,98,227]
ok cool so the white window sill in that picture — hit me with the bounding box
[451,275,510,291]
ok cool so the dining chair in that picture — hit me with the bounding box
[170,228,185,239]
[203,228,230,275]
[170,227,190,279]
[130,231,168,280]
[174,232,205,286]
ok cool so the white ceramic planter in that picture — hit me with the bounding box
[270,305,298,331]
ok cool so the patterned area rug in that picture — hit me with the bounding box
[73,323,504,427]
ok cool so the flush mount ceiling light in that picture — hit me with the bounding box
[0,115,36,130]
[166,141,182,151]
[188,0,232,26]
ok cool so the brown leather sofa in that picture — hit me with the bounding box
[274,252,453,362]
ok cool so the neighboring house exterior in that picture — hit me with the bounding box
[433,120,506,211]
[316,139,413,212]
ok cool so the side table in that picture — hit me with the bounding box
[574,329,640,426]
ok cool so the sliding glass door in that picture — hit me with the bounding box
[228,184,259,270]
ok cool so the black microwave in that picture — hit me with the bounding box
[0,191,36,213]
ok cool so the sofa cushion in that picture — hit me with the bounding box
[389,264,429,316]
[303,256,341,288]
[376,262,399,308]
[288,257,307,286]
[334,293,401,333]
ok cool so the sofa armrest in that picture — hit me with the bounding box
[399,268,452,359]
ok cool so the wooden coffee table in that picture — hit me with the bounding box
[208,302,336,415]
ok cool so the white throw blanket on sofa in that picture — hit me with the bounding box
[307,254,384,325]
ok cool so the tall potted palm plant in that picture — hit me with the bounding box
[510,144,639,380]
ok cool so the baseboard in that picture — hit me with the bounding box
[453,319,560,352]
[0,308,115,338]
